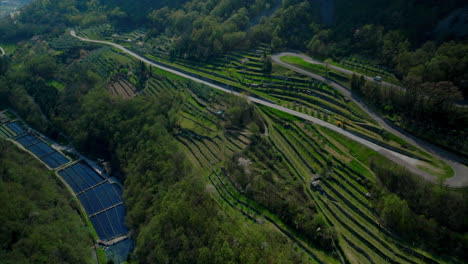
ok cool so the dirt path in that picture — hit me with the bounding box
[71,30,468,188]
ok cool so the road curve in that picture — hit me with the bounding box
[71,30,468,187]
[0,47,5,57]
[272,52,468,188]
[275,52,402,90]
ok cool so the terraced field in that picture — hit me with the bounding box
[139,77,341,262]
[78,24,115,40]
[77,47,133,79]
[71,28,459,263]
[141,74,249,170]
[337,57,399,84]
[136,71,449,263]
[109,78,137,98]
[258,107,449,264]
[110,39,437,168]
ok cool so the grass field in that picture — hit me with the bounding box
[280,56,328,75]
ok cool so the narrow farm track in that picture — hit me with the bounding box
[71,31,468,188]
[272,52,468,188]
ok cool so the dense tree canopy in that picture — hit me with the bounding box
[0,140,93,263]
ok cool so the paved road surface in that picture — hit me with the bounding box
[275,52,401,90]
[273,52,468,187]
[274,52,468,108]
[0,47,5,57]
[71,31,468,187]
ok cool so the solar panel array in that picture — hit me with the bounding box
[90,204,128,240]
[59,162,129,241]
[1,114,130,242]
[16,133,70,169]
[6,121,27,135]
[59,163,107,193]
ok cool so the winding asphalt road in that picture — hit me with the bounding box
[0,47,5,57]
[71,30,468,188]
[273,52,468,187]
[275,52,401,90]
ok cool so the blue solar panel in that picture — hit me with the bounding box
[109,204,128,235]
[17,136,30,146]
[82,186,128,241]
[97,183,123,207]
[6,122,25,134]
[79,189,107,215]
[36,142,55,156]
[111,184,123,197]
[41,155,60,169]
[69,167,92,191]
[78,191,95,214]
[28,144,48,158]
[93,184,114,209]
[48,152,69,166]
[73,164,97,186]
[5,118,130,243]
[119,206,128,234]
[83,172,100,186]
[80,193,95,214]
[96,212,115,239]
[107,209,120,235]
[17,134,40,147]
[59,170,81,193]
[55,153,70,164]
[91,215,110,240]
[107,184,123,204]
[57,161,128,241]
[105,211,118,238]
[82,165,106,181]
